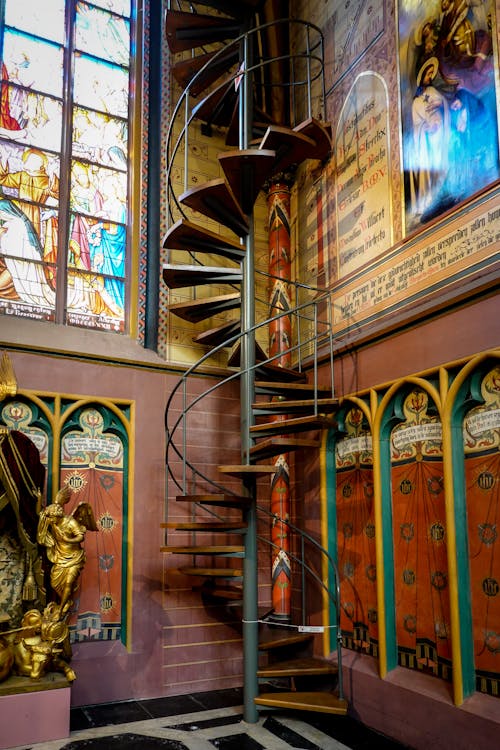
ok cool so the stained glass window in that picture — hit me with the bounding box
[0,0,134,332]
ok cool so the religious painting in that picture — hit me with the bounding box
[463,365,500,697]
[391,389,451,679]
[0,0,131,332]
[398,0,500,235]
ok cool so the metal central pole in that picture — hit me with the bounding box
[239,28,259,725]
[242,220,258,724]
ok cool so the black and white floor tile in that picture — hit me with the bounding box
[11,688,411,750]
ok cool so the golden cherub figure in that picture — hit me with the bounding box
[11,604,76,681]
[37,484,97,619]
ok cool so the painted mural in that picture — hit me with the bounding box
[335,72,392,280]
[390,389,451,678]
[335,407,378,656]
[295,1,500,347]
[398,0,500,235]
[60,407,125,642]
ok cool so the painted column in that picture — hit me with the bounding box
[267,176,293,622]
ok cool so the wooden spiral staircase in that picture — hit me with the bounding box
[161,0,347,722]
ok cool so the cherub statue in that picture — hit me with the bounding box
[37,484,97,619]
[11,604,76,682]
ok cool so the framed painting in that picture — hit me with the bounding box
[398,0,500,235]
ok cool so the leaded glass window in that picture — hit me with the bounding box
[0,0,133,332]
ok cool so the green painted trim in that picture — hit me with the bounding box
[448,364,495,698]
[449,420,475,696]
[120,433,130,647]
[378,392,407,674]
[325,428,339,653]
[378,430,397,671]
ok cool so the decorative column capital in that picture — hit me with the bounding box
[263,168,297,193]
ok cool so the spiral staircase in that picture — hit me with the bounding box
[161,0,347,722]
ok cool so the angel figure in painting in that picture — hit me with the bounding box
[37,484,97,619]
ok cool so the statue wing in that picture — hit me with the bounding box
[72,502,98,531]
[0,351,17,400]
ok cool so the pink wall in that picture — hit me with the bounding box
[7,349,170,705]
[342,652,500,750]
[329,294,500,397]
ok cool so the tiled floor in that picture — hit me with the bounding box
[11,688,412,750]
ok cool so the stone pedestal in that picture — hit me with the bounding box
[0,673,70,749]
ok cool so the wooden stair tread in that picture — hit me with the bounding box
[258,629,313,650]
[162,545,244,554]
[250,437,320,461]
[254,363,307,383]
[167,292,241,323]
[192,0,261,21]
[225,105,276,147]
[293,118,332,162]
[163,219,245,261]
[226,121,275,149]
[260,125,316,173]
[176,494,250,508]
[193,82,240,129]
[218,149,276,214]
[161,522,246,531]
[178,566,243,578]
[200,583,243,601]
[192,79,238,127]
[193,319,240,347]
[227,339,268,367]
[165,10,241,54]
[232,604,275,618]
[163,263,242,289]
[250,414,333,438]
[255,381,330,396]
[255,692,348,715]
[257,657,338,678]
[179,178,249,236]
[253,398,339,415]
[172,47,239,97]
[218,464,277,477]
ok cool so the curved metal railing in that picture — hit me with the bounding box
[164,16,327,229]
[256,505,344,701]
[164,285,336,500]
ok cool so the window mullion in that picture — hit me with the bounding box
[54,0,76,325]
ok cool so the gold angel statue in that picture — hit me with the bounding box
[37,484,97,618]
